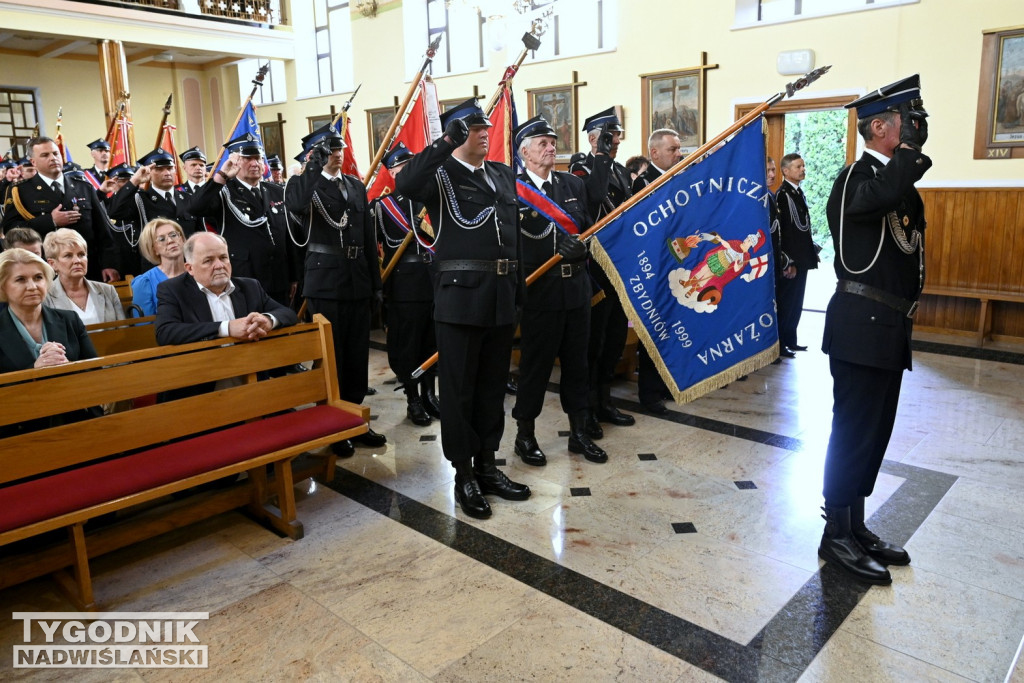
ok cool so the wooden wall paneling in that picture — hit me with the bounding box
[916,187,1024,343]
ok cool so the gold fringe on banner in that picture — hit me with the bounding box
[589,239,780,406]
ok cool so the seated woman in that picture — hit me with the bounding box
[43,228,124,325]
[0,248,102,437]
[130,219,186,317]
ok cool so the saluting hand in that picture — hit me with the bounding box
[444,118,469,147]
[219,153,240,179]
[51,204,81,227]
[131,165,152,186]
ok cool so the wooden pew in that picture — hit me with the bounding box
[919,285,1024,347]
[0,314,368,609]
[86,315,157,356]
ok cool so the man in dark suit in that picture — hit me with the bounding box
[396,98,531,520]
[510,116,605,467]
[630,128,683,414]
[569,107,636,436]
[155,232,296,346]
[372,142,439,427]
[285,125,387,456]
[776,153,820,357]
[766,156,794,367]
[0,137,119,282]
[819,75,930,585]
[186,133,298,308]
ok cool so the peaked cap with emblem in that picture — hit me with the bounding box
[582,107,624,133]
[846,74,927,119]
[223,132,263,157]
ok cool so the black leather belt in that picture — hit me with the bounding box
[837,279,919,318]
[435,259,518,275]
[540,261,584,278]
[399,251,432,264]
[308,243,363,259]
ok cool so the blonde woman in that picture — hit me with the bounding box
[131,218,186,317]
[43,228,123,324]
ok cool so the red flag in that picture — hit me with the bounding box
[365,79,437,201]
[158,124,185,185]
[486,85,514,166]
[340,114,361,179]
[485,67,519,168]
[107,113,134,168]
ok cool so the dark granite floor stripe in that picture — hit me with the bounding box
[912,339,1024,365]
[542,380,808,453]
[326,468,797,682]
[322,447,953,683]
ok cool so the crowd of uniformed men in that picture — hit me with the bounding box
[1,73,932,589]
[0,101,664,520]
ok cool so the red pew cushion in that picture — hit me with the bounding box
[0,405,364,533]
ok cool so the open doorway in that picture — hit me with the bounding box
[737,96,857,315]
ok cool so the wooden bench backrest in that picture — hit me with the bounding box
[86,316,158,356]
[110,275,134,311]
[0,315,353,486]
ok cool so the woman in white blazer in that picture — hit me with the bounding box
[43,228,124,325]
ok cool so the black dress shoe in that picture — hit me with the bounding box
[474,466,531,500]
[514,435,546,466]
[818,506,892,585]
[365,387,378,396]
[331,440,355,458]
[568,433,608,463]
[420,383,441,420]
[780,348,797,359]
[568,411,607,463]
[454,475,491,519]
[353,428,387,448]
[505,379,518,395]
[595,404,635,426]
[641,400,669,416]
[790,344,808,352]
[771,357,783,365]
[854,528,911,566]
[406,398,433,426]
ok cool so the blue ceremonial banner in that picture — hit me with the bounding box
[591,120,778,403]
[214,101,266,174]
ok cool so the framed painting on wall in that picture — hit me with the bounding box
[366,106,397,159]
[974,26,1024,159]
[641,68,702,155]
[527,85,577,160]
[307,114,334,133]
[259,121,284,161]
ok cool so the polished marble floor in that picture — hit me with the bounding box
[2,311,1024,682]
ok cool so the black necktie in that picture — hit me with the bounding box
[334,176,348,202]
[474,168,487,184]
[165,191,174,204]
[542,181,552,195]
[51,181,62,195]
[251,186,262,204]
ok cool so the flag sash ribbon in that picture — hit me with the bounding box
[380,195,435,253]
[515,179,580,236]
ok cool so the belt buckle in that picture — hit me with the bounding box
[496,259,509,275]
[346,246,360,259]
[906,301,919,319]
[560,263,573,278]
[421,252,433,264]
